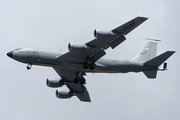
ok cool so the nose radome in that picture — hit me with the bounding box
[7,51,13,58]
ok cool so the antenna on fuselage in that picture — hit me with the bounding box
[141,38,161,42]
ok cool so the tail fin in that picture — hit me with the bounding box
[143,51,175,79]
[132,41,157,62]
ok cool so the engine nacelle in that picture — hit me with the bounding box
[94,29,115,39]
[46,78,64,88]
[68,43,87,51]
[56,89,74,99]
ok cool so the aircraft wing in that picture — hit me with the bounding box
[57,17,148,64]
[112,17,148,35]
[53,67,91,102]
[54,17,148,102]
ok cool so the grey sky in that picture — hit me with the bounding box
[0,0,180,120]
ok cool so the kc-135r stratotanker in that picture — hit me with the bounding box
[7,17,175,102]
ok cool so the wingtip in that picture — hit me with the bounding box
[169,51,176,54]
[138,16,148,21]
[165,51,176,56]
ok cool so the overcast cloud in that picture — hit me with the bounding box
[0,0,180,120]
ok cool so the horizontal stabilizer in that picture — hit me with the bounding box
[143,70,157,79]
[144,51,175,67]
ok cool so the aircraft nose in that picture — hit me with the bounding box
[7,51,13,58]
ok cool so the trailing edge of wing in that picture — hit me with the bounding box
[112,17,148,35]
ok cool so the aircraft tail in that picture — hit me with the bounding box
[143,51,175,78]
[132,41,175,79]
[132,41,158,62]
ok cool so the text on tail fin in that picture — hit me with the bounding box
[132,41,157,62]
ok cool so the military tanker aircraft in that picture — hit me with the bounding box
[7,17,175,102]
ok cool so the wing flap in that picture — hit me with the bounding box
[108,34,126,49]
[90,48,106,62]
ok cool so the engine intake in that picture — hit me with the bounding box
[56,89,74,99]
[46,78,64,88]
[68,43,88,51]
[94,29,115,39]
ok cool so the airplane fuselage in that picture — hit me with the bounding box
[7,48,156,73]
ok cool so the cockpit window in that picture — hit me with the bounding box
[15,48,23,50]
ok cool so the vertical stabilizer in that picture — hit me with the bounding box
[143,70,157,79]
[132,41,157,62]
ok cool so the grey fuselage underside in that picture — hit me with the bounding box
[12,48,156,73]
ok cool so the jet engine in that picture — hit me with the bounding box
[46,78,64,88]
[68,43,88,51]
[94,29,115,39]
[56,89,74,99]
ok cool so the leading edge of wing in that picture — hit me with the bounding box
[112,17,148,35]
